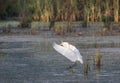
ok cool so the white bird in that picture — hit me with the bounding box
[53,42,83,65]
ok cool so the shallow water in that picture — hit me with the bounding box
[0,36,120,83]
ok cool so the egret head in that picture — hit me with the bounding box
[60,42,69,47]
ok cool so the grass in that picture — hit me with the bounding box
[0,21,119,28]
[0,21,19,28]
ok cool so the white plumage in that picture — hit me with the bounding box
[53,42,83,64]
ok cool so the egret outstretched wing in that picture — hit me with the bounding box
[71,46,83,64]
[53,42,83,64]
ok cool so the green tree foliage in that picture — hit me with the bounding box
[0,0,19,19]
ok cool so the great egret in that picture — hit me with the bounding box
[53,42,83,67]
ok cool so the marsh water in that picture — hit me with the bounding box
[0,35,120,83]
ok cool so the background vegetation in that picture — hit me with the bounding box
[0,0,119,23]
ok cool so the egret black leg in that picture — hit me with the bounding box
[66,61,77,69]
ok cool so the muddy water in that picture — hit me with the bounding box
[0,36,120,83]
